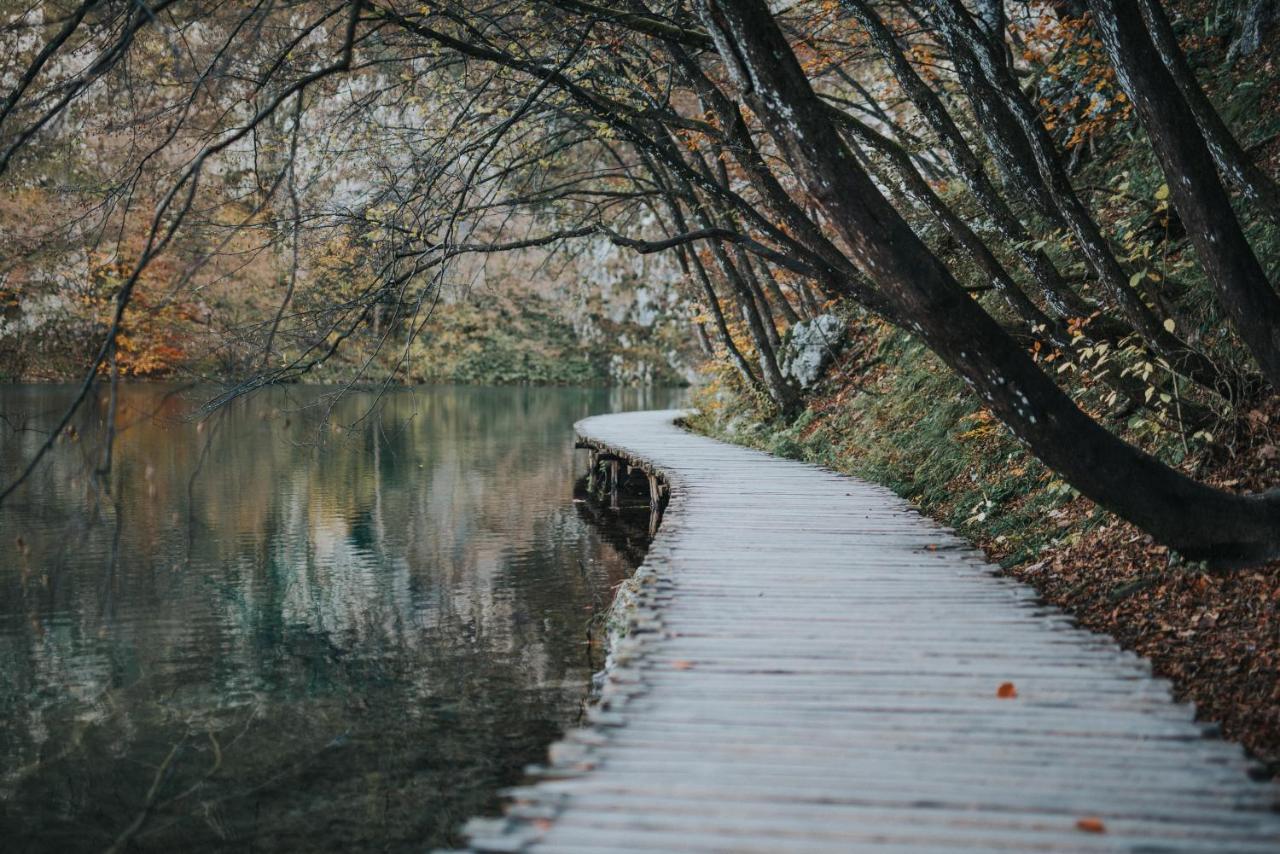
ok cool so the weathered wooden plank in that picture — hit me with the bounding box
[457,410,1280,853]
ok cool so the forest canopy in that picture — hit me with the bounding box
[1,0,1278,564]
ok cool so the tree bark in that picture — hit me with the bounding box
[930,0,1236,397]
[1136,0,1280,222]
[1227,0,1279,60]
[660,35,899,319]
[751,255,802,325]
[932,21,1066,228]
[1090,0,1280,389]
[835,110,1064,337]
[696,0,1280,564]
[842,0,1096,321]
[972,0,1007,44]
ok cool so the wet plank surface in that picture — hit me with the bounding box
[461,410,1280,853]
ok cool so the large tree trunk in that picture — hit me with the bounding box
[1136,0,1280,222]
[695,0,1280,565]
[838,110,1203,420]
[662,39,898,319]
[1090,0,1280,390]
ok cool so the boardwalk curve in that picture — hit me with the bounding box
[463,409,1280,853]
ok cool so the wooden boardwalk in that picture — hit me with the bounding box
[462,410,1280,853]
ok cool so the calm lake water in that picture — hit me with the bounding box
[0,384,683,852]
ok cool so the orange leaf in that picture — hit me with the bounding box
[1075,817,1106,834]
[996,682,1018,699]
[671,660,696,670]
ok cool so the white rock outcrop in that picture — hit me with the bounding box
[780,314,846,389]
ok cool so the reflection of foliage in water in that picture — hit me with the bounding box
[0,384,682,851]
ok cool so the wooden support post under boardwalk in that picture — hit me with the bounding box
[607,459,619,510]
[646,472,660,510]
[460,409,1280,853]
[647,473,661,536]
[585,449,598,494]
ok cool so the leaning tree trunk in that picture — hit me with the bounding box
[842,0,1096,321]
[1227,0,1279,60]
[1136,0,1280,223]
[1090,0,1280,390]
[695,0,1280,565]
[835,111,1063,338]
[930,0,1236,397]
[664,39,898,319]
[933,22,1067,229]
[751,256,803,325]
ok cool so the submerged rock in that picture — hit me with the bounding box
[780,314,846,389]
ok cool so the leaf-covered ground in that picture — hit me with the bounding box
[1001,394,1280,770]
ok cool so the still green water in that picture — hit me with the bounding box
[0,384,683,852]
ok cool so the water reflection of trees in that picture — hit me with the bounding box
[0,384,680,851]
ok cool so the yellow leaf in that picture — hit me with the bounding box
[1162,318,1175,333]
[1154,184,1170,200]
